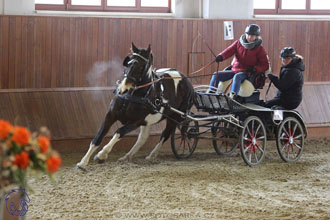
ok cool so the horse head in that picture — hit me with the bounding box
[118,43,154,94]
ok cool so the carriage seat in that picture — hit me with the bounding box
[217,64,271,104]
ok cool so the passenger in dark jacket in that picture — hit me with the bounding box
[265,47,305,110]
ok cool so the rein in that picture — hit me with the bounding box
[134,59,217,90]
[130,33,219,90]
[187,60,216,75]
[135,78,162,89]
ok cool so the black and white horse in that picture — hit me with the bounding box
[75,43,195,170]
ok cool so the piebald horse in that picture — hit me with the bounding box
[75,43,195,171]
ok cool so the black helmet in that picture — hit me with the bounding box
[280,47,296,58]
[245,24,260,36]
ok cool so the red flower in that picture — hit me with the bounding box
[0,120,13,140]
[12,126,30,146]
[46,156,62,173]
[38,136,50,153]
[13,151,30,169]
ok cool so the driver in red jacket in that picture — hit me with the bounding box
[209,24,269,98]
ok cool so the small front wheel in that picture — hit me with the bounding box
[276,117,304,162]
[240,116,267,166]
[171,120,199,159]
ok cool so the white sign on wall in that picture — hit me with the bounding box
[224,21,234,40]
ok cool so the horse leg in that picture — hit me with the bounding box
[146,119,177,161]
[93,124,137,163]
[118,125,151,162]
[75,110,116,171]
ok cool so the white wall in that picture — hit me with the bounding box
[203,0,253,19]
[174,0,201,18]
[0,0,35,15]
[175,0,254,19]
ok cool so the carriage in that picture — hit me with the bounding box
[76,44,307,171]
[168,85,307,166]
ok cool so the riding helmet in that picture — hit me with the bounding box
[280,47,296,58]
[245,24,261,36]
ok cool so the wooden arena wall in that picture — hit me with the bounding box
[1,15,330,89]
[0,15,330,143]
[1,83,329,142]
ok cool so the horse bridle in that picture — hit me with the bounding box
[132,52,149,62]
[124,52,155,86]
[117,52,165,109]
[123,52,151,84]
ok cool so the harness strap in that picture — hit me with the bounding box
[117,93,158,112]
[132,53,149,62]
[116,92,184,125]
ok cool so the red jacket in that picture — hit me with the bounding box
[219,40,269,74]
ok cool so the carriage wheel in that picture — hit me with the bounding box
[171,120,199,159]
[212,121,237,156]
[240,116,267,166]
[276,117,304,162]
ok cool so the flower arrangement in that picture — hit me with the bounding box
[0,119,61,190]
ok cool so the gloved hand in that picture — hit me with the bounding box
[215,55,223,63]
[267,73,277,82]
[246,66,256,73]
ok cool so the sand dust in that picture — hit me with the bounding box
[26,138,330,220]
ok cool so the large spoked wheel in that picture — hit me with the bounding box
[240,116,267,166]
[212,121,237,156]
[171,120,199,159]
[276,117,304,162]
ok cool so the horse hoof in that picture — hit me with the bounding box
[94,155,105,164]
[145,156,160,164]
[117,155,131,163]
[145,156,154,161]
[74,165,87,172]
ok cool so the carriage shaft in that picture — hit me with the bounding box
[168,106,243,128]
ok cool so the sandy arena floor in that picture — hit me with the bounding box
[26,138,330,220]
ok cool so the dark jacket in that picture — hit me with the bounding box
[268,58,305,109]
[219,40,269,74]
